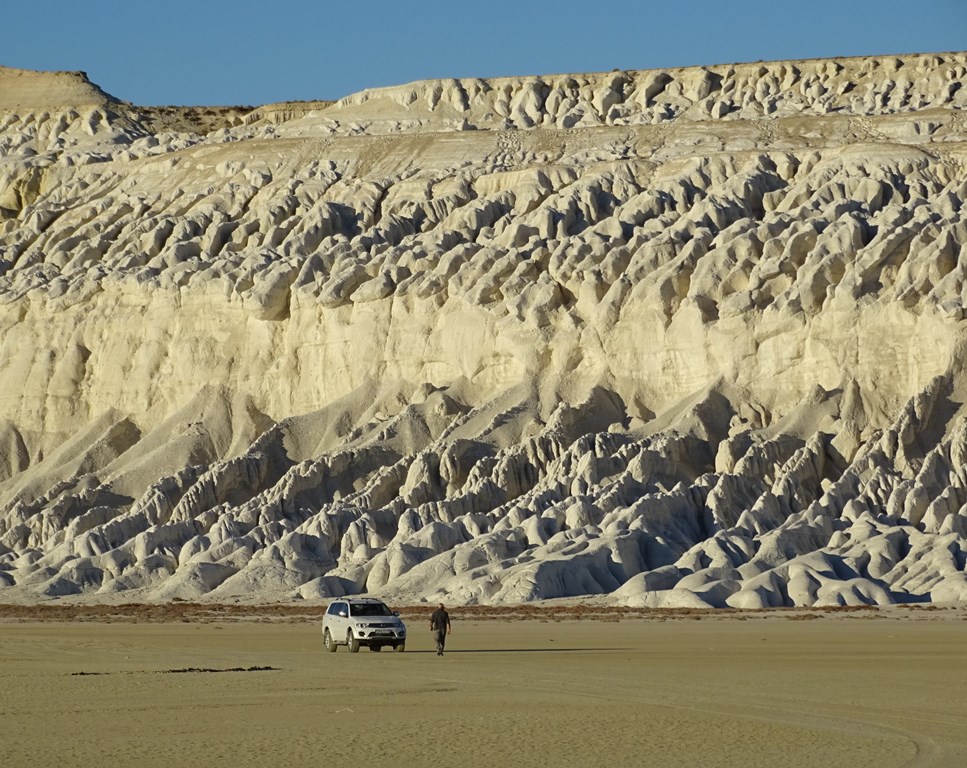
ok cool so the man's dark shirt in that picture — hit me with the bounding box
[430,608,450,631]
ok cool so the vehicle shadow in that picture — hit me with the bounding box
[405,648,630,654]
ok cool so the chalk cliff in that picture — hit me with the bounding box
[1,54,966,606]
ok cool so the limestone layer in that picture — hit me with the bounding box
[1,54,967,606]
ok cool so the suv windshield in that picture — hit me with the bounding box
[350,603,393,617]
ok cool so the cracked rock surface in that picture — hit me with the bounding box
[1,54,967,606]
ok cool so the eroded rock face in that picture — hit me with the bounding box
[1,54,966,606]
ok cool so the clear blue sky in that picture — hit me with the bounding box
[5,1,966,106]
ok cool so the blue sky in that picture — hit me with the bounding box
[5,1,966,106]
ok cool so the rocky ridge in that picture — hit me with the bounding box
[0,54,966,607]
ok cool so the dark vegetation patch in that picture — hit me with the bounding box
[71,666,277,676]
[1,602,951,625]
[163,666,276,674]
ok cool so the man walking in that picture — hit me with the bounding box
[429,603,451,656]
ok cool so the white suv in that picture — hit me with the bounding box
[322,598,407,653]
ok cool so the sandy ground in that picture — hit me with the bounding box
[1,607,965,768]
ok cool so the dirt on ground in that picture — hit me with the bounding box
[1,606,966,767]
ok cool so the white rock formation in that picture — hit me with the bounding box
[1,54,967,606]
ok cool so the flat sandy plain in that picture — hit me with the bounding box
[1,604,966,768]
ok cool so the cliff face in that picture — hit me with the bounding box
[0,55,966,606]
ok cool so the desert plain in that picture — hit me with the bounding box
[4,50,967,768]
[2,605,966,768]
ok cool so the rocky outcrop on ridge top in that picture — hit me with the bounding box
[0,54,966,606]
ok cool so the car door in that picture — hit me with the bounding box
[327,601,349,640]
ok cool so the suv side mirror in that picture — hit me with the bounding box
[393,610,400,617]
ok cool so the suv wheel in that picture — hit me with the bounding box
[324,629,337,653]
[394,642,405,652]
[347,630,360,653]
